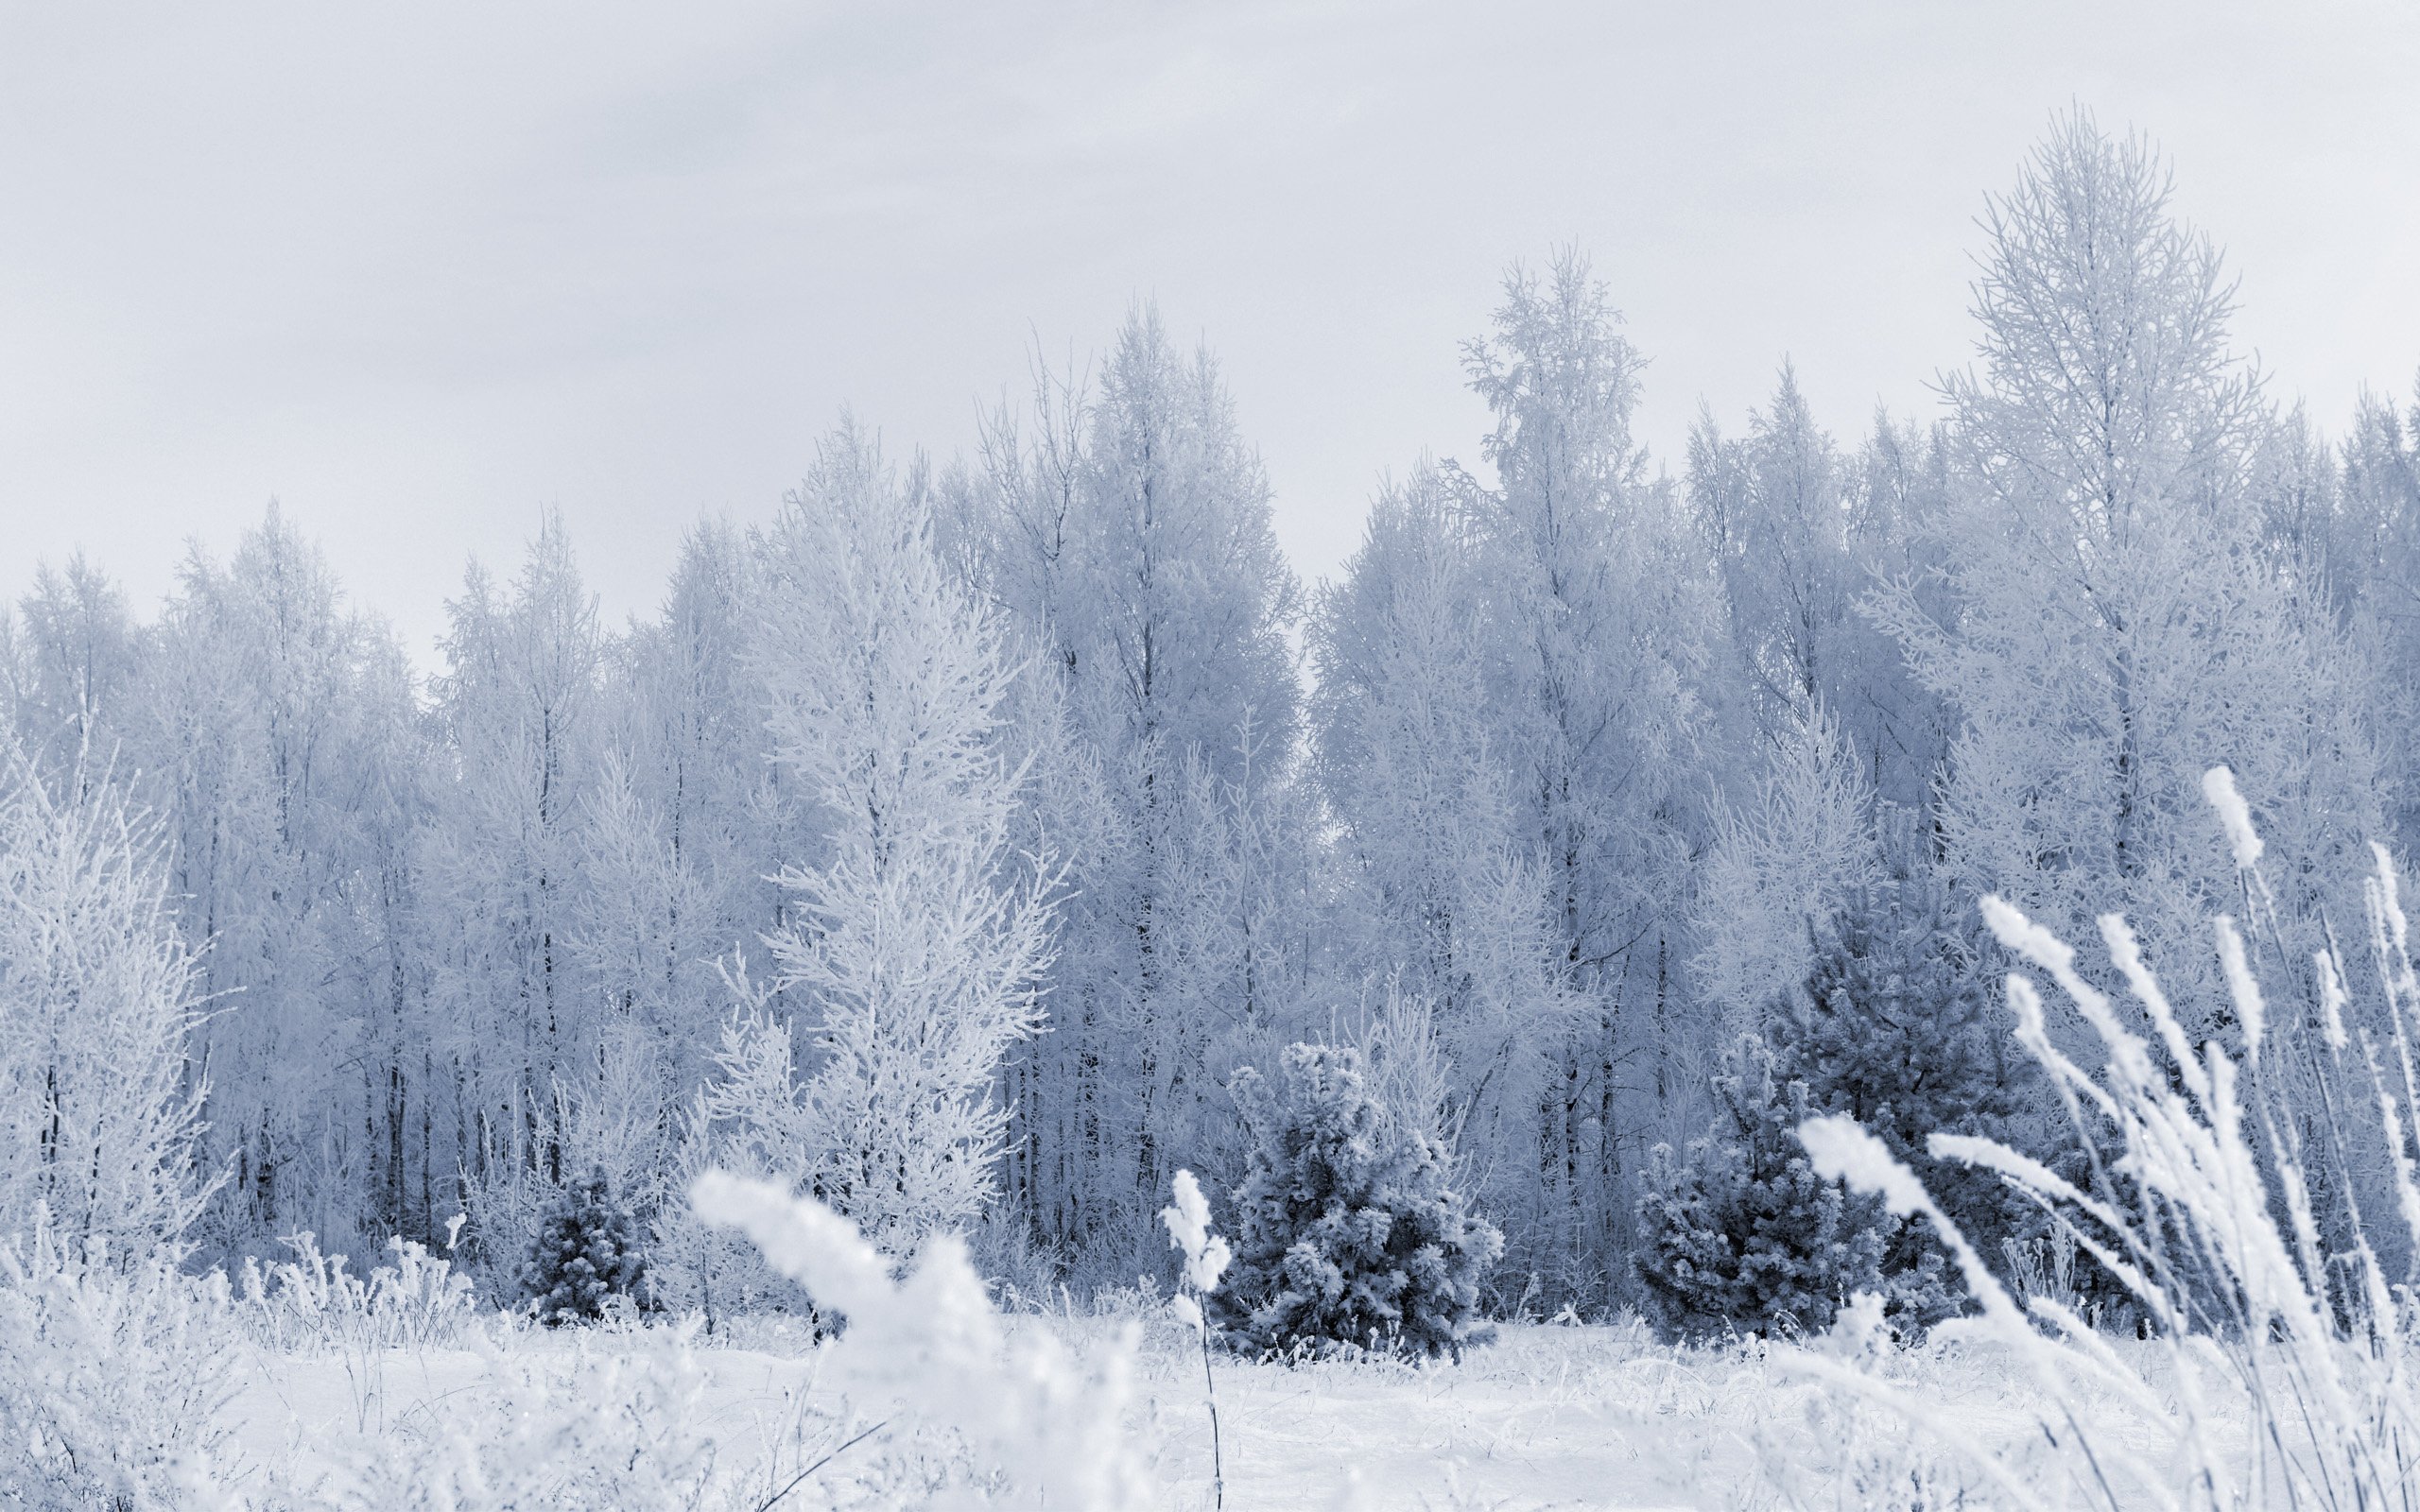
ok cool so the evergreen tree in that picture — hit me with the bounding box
[1634,1034,1886,1342]
[1768,877,2025,1324]
[1216,1043,1501,1361]
[523,1172,646,1326]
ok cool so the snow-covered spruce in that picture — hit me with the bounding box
[1215,1043,1501,1361]
[1634,1033,1886,1341]
[521,1172,646,1326]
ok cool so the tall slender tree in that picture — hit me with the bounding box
[1868,112,2382,1026]
[706,422,1057,1252]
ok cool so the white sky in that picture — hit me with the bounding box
[4,1,2415,662]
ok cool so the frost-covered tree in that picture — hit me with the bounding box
[427,511,605,1257]
[1217,1043,1501,1360]
[554,754,715,1201]
[1690,365,1859,747]
[1451,250,1720,1296]
[0,743,215,1259]
[713,422,1056,1252]
[604,520,791,982]
[1310,465,1585,1260]
[1693,708,1886,1025]
[1841,412,1961,814]
[1689,369,1945,814]
[959,312,1307,1274]
[1311,254,1726,1306]
[1634,1034,1887,1342]
[2,556,141,764]
[568,524,796,1248]
[1868,112,2382,1025]
[2331,382,2420,855]
[136,507,426,1255]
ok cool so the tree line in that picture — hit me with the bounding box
[5,111,2416,1325]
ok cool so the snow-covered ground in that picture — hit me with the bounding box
[215,1316,2099,1509]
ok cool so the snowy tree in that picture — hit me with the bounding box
[959,312,1307,1276]
[1689,365,1859,750]
[2330,382,2420,855]
[1867,112,2383,1027]
[1693,708,1886,1023]
[426,511,605,1260]
[1840,412,1961,814]
[2,556,141,765]
[0,741,215,1259]
[555,753,716,1201]
[1689,368,1945,817]
[604,519,790,980]
[1217,1043,1501,1360]
[1766,876,2025,1323]
[720,421,1057,1252]
[1634,1034,1887,1342]
[133,507,425,1256]
[1448,250,1720,1297]
[522,1171,647,1325]
[1308,254,1732,1305]
[1310,464,1585,1263]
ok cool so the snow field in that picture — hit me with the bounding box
[214,1315,2167,1509]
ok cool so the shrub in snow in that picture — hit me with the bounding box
[522,1172,646,1326]
[1769,879,2028,1324]
[0,1214,238,1508]
[239,1228,480,1357]
[1217,1042,1501,1361]
[235,1228,485,1441]
[690,1168,1148,1510]
[325,1326,725,1512]
[1635,1033,1887,1341]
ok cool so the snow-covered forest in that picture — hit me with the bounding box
[9,107,2420,1508]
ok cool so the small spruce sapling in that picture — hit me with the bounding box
[523,1172,646,1326]
[1163,1169,1232,1510]
[1771,879,2027,1324]
[1219,1043,1502,1360]
[1634,1034,1888,1341]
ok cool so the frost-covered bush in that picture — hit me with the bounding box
[1635,1033,1887,1341]
[237,1228,486,1440]
[0,1216,238,1509]
[323,1327,725,1512]
[1217,1042,1502,1361]
[523,1172,646,1325]
[238,1228,481,1356]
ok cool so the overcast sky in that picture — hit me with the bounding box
[4,1,2416,662]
